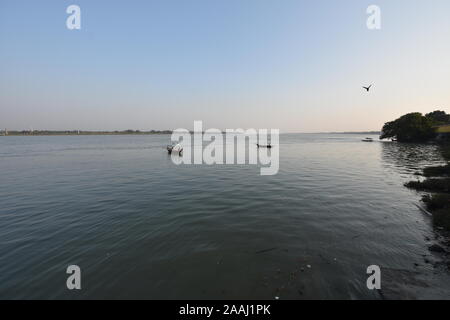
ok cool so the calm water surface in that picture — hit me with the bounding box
[1,134,449,299]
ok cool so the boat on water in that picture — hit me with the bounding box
[257,143,272,149]
[167,143,183,155]
[362,137,374,142]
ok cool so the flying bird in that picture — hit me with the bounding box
[363,84,372,92]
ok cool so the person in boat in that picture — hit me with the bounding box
[257,143,272,148]
[167,144,183,155]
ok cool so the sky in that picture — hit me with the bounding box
[1,0,449,132]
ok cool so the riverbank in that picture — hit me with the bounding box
[404,143,450,271]
[405,143,450,232]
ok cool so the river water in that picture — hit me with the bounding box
[0,134,449,299]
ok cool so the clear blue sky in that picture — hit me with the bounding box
[1,0,449,132]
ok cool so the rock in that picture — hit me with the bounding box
[429,244,446,253]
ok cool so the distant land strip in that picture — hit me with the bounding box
[1,130,173,136]
[326,131,380,135]
[1,130,381,136]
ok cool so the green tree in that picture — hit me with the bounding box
[380,112,435,142]
[425,110,450,125]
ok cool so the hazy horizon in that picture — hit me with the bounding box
[1,0,449,133]
[0,128,381,134]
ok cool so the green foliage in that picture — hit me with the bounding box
[380,112,436,142]
[425,110,450,126]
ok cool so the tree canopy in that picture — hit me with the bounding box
[380,112,437,142]
[425,110,450,125]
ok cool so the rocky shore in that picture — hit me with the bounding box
[405,143,450,270]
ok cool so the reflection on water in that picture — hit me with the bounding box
[381,141,445,177]
[0,134,449,299]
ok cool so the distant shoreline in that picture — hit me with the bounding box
[1,130,173,136]
[324,131,380,135]
[1,130,381,136]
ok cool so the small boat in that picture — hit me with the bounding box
[362,137,374,142]
[167,143,183,155]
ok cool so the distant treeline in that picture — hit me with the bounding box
[2,130,383,136]
[2,130,173,136]
[328,131,381,135]
[380,110,450,142]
